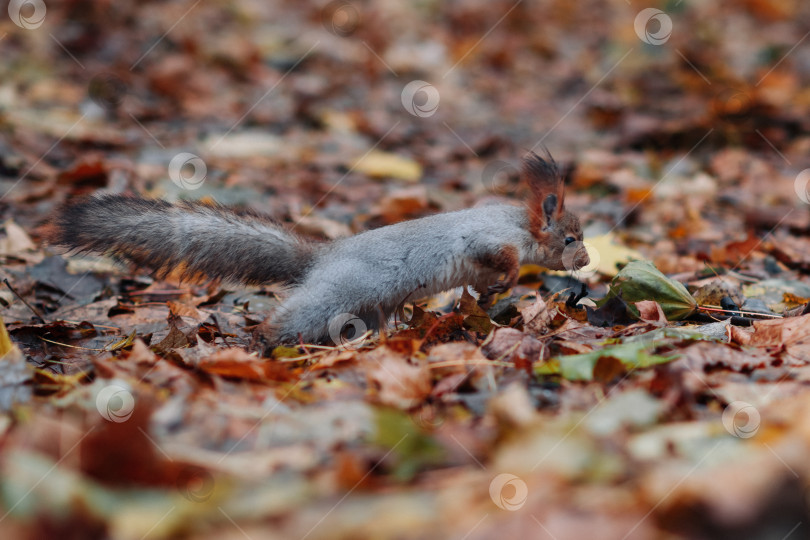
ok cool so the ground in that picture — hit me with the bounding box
[1,1,810,539]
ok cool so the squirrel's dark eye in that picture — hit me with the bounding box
[565,236,576,245]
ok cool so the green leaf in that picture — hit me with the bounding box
[535,341,676,381]
[535,326,721,382]
[622,326,721,344]
[371,408,447,481]
[600,261,697,320]
[271,345,303,359]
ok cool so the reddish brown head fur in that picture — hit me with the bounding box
[521,150,587,270]
[523,151,566,238]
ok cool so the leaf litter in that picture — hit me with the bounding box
[2,1,810,539]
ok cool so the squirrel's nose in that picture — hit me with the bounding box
[575,247,590,269]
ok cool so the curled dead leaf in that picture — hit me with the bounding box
[635,300,668,324]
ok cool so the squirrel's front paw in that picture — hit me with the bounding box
[478,279,513,307]
[487,279,513,296]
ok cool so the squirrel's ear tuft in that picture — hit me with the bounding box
[523,149,564,224]
[542,194,558,224]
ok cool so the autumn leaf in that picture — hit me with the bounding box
[458,288,493,334]
[536,341,676,381]
[352,151,422,182]
[371,407,447,481]
[365,346,432,409]
[600,261,697,320]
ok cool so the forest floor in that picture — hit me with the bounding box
[1,1,810,538]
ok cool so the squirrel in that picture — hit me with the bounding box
[48,151,588,348]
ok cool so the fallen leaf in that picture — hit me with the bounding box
[365,346,432,409]
[488,383,536,428]
[153,324,190,354]
[0,219,36,255]
[730,314,810,362]
[521,297,554,335]
[200,347,293,381]
[676,341,770,372]
[601,260,697,320]
[482,327,545,363]
[578,233,644,277]
[537,341,675,381]
[202,131,282,158]
[352,151,422,182]
[371,408,446,481]
[635,300,667,324]
[0,316,32,411]
[458,288,493,334]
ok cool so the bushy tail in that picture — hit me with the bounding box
[48,195,315,285]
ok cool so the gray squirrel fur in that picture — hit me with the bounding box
[49,152,587,348]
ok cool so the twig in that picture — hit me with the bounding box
[39,336,107,351]
[697,306,782,318]
[3,278,46,323]
[277,330,374,362]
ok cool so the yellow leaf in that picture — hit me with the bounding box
[0,315,24,365]
[352,151,422,182]
[579,233,643,277]
[0,316,16,358]
[320,109,357,133]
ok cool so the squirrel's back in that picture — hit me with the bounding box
[318,204,534,297]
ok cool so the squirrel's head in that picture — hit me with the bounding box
[524,151,589,272]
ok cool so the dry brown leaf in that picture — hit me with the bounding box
[676,341,770,373]
[730,314,810,362]
[364,346,431,409]
[199,347,293,382]
[0,219,36,255]
[635,300,667,324]
[482,327,545,362]
[126,339,158,365]
[167,300,208,323]
[521,297,554,335]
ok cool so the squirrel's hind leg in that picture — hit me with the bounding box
[252,287,387,354]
